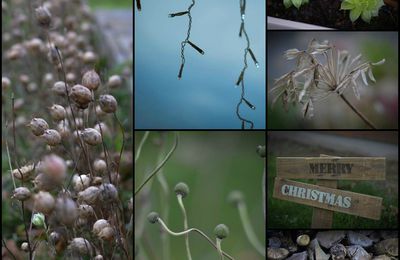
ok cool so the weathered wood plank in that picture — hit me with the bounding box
[273,178,382,220]
[276,157,385,180]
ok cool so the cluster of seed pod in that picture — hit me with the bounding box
[3,0,132,259]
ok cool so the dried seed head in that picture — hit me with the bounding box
[19,74,29,85]
[93,219,110,235]
[55,197,78,226]
[78,186,100,205]
[95,105,107,117]
[2,77,11,90]
[69,84,92,108]
[147,212,159,224]
[98,226,114,240]
[35,6,51,28]
[12,187,31,201]
[82,70,100,90]
[227,190,244,206]
[12,163,35,180]
[99,94,117,113]
[26,38,43,53]
[83,51,97,63]
[34,191,55,214]
[66,72,76,83]
[52,81,68,96]
[174,182,189,198]
[57,121,70,139]
[78,204,94,218]
[33,173,58,191]
[95,255,103,260]
[68,237,92,255]
[42,129,62,146]
[72,174,90,191]
[92,177,103,186]
[27,82,38,93]
[256,145,265,158]
[214,224,229,239]
[93,159,107,174]
[81,128,102,145]
[50,231,60,244]
[43,73,54,86]
[76,217,88,227]
[49,104,66,121]
[28,118,49,136]
[107,75,122,88]
[99,183,118,202]
[21,242,29,252]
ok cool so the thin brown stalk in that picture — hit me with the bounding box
[2,239,17,260]
[339,94,377,129]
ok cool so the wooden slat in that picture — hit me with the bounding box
[273,178,383,220]
[277,157,385,180]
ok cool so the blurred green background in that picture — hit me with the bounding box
[267,131,398,229]
[88,0,132,9]
[135,131,265,260]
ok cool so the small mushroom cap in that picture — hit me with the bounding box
[214,224,229,239]
[227,190,244,206]
[174,182,189,198]
[147,212,159,224]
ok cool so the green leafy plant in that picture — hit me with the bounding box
[283,0,309,9]
[340,0,385,23]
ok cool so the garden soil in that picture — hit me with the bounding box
[268,0,398,30]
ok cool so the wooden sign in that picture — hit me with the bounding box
[277,157,385,180]
[273,178,383,220]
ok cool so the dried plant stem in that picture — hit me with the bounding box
[216,238,223,260]
[263,161,266,223]
[113,112,125,182]
[5,133,16,189]
[157,218,235,260]
[177,195,192,260]
[236,202,265,256]
[135,132,179,196]
[2,239,17,260]
[135,131,149,163]
[339,94,377,129]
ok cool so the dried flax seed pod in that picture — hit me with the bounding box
[78,186,100,205]
[12,164,35,180]
[99,94,117,113]
[34,191,55,214]
[49,104,66,121]
[82,70,100,90]
[68,237,92,256]
[42,129,62,146]
[28,118,49,136]
[53,81,68,96]
[107,75,122,88]
[98,226,114,240]
[69,84,92,109]
[55,197,78,226]
[99,183,118,202]
[93,219,110,235]
[93,159,107,174]
[12,187,31,201]
[81,128,102,145]
[35,6,51,28]
[78,204,94,218]
[72,174,90,191]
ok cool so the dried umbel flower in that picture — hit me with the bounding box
[12,164,35,180]
[93,219,110,235]
[53,81,68,96]
[21,242,29,252]
[28,118,49,136]
[69,84,92,108]
[35,6,52,28]
[107,75,122,88]
[81,128,102,145]
[2,77,11,90]
[34,191,55,214]
[99,94,117,113]
[78,186,100,204]
[82,70,100,90]
[93,159,107,174]
[12,187,31,201]
[270,39,385,120]
[99,183,118,202]
[68,237,92,256]
[55,197,78,225]
[72,174,90,191]
[49,104,66,121]
[42,129,62,146]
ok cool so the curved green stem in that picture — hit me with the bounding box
[177,195,192,260]
[237,202,265,256]
[216,238,223,260]
[157,218,235,260]
[135,132,179,196]
[135,131,149,163]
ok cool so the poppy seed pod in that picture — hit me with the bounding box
[52,81,68,96]
[21,242,29,252]
[35,6,51,28]
[12,187,31,201]
[93,219,110,235]
[82,70,100,90]
[107,75,122,88]
[28,118,49,136]
[99,94,117,113]
[72,174,90,191]
[256,145,265,158]
[68,237,92,256]
[81,128,102,145]
[214,224,229,239]
[69,84,92,108]
[99,183,118,202]
[78,186,100,205]
[55,197,78,226]
[42,129,62,146]
[93,159,107,174]
[147,212,159,224]
[12,163,35,180]
[174,182,189,198]
[98,226,114,240]
[34,191,55,214]
[227,190,244,206]
[49,104,66,121]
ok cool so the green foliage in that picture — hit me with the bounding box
[340,0,384,23]
[283,0,309,9]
